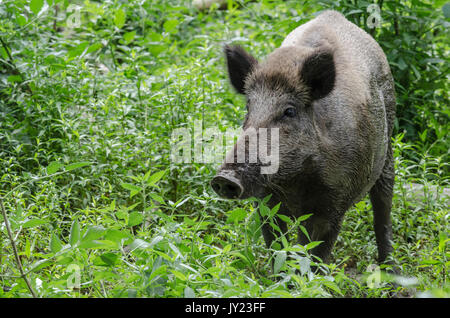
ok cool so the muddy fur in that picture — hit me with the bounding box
[214,10,396,264]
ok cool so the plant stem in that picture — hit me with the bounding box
[0,198,38,298]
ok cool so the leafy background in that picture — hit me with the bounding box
[0,0,448,297]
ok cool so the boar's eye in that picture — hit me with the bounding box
[283,107,297,118]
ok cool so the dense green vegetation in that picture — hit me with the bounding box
[0,0,448,298]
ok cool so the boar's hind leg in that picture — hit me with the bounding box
[369,145,395,263]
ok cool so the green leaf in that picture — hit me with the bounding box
[30,0,44,15]
[299,225,311,242]
[128,211,144,227]
[15,14,27,26]
[86,42,103,54]
[297,213,313,222]
[259,204,270,217]
[184,286,195,298]
[69,219,80,246]
[148,44,165,57]
[305,241,323,250]
[114,8,126,29]
[270,202,281,217]
[121,183,142,198]
[79,239,117,250]
[123,31,136,44]
[163,19,180,33]
[227,208,247,223]
[29,259,52,272]
[65,162,91,171]
[171,270,186,281]
[81,226,106,242]
[47,161,63,175]
[322,279,343,296]
[273,251,287,274]
[7,75,22,83]
[50,233,63,253]
[277,214,293,225]
[100,252,119,266]
[115,210,128,221]
[22,218,48,229]
[149,192,165,204]
[127,238,152,251]
[147,170,165,186]
[104,229,131,243]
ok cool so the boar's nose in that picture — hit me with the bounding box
[211,171,244,199]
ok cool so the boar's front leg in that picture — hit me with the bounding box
[297,215,343,263]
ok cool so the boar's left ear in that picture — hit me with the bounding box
[224,45,258,94]
[301,48,335,100]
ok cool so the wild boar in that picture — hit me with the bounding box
[211,10,396,264]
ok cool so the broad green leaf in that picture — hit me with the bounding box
[128,211,144,227]
[149,192,165,204]
[114,8,126,28]
[120,183,142,198]
[297,256,311,275]
[69,219,80,246]
[322,279,343,296]
[163,19,180,33]
[81,225,106,242]
[305,241,323,250]
[227,208,246,223]
[16,14,27,26]
[30,0,44,15]
[115,210,128,220]
[259,204,270,217]
[7,75,22,83]
[47,161,63,175]
[171,270,186,281]
[86,43,103,54]
[148,44,165,57]
[123,31,136,44]
[100,252,119,266]
[297,213,313,222]
[79,239,117,250]
[65,162,91,171]
[104,229,131,243]
[29,259,52,272]
[277,214,293,225]
[127,238,152,251]
[273,251,286,274]
[270,202,281,217]
[50,233,63,253]
[147,170,165,186]
[22,218,48,229]
[184,286,195,298]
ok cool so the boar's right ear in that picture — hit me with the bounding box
[224,45,258,94]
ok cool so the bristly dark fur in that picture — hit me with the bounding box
[224,45,258,94]
[215,10,396,265]
[301,49,335,100]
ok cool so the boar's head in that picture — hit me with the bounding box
[211,44,336,211]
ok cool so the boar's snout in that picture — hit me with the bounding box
[211,170,244,199]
